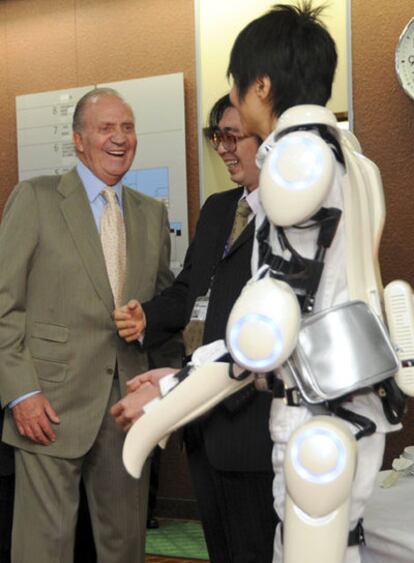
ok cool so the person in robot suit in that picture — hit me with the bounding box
[226,3,401,562]
[115,3,406,563]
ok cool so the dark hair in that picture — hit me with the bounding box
[227,1,337,117]
[72,87,125,132]
[206,94,233,138]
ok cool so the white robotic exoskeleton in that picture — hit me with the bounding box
[261,105,410,562]
[122,105,413,563]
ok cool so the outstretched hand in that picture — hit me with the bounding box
[110,382,160,432]
[126,367,178,393]
[111,367,179,431]
[113,299,146,342]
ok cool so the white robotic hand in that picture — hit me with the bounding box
[283,416,357,563]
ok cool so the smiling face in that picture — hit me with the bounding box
[73,94,137,185]
[216,107,260,192]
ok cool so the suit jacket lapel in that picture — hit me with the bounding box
[58,169,114,315]
[122,187,146,301]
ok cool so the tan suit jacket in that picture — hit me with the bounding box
[0,168,173,458]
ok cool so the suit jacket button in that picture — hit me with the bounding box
[106,368,114,375]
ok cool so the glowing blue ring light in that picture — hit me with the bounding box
[290,427,347,484]
[260,130,334,227]
[228,313,284,371]
[269,135,326,192]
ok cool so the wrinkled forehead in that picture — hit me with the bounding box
[84,94,135,123]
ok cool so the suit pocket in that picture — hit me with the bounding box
[31,322,68,342]
[29,322,69,363]
[33,357,68,383]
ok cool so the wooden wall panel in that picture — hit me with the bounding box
[4,0,78,93]
[352,0,414,467]
[0,3,13,212]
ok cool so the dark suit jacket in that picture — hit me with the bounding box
[143,186,273,472]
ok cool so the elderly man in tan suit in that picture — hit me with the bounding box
[0,88,173,563]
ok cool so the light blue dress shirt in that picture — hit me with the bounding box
[9,163,124,408]
[76,160,124,230]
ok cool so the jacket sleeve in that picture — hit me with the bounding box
[154,203,176,295]
[0,182,41,407]
[142,191,227,348]
[142,236,193,347]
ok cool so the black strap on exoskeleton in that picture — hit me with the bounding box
[375,377,407,424]
[327,401,377,440]
[276,122,345,167]
[257,122,344,313]
[257,206,342,313]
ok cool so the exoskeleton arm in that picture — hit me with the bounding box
[122,362,253,478]
[123,276,301,478]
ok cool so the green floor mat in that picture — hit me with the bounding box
[145,519,209,560]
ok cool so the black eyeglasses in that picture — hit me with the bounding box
[209,129,248,152]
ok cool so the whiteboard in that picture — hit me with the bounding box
[16,73,188,273]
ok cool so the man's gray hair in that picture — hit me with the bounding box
[72,87,125,132]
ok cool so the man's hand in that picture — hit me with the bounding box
[126,367,179,393]
[12,394,60,446]
[110,382,161,432]
[113,299,146,342]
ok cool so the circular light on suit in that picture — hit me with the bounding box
[226,278,301,372]
[290,427,347,485]
[284,416,357,519]
[260,131,334,227]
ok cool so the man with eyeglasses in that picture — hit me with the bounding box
[112,95,277,563]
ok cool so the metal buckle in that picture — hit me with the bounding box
[284,387,301,406]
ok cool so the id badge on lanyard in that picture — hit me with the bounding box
[189,289,210,322]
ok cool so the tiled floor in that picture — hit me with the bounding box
[146,557,209,562]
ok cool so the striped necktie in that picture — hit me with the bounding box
[227,198,251,248]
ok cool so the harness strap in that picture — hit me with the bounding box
[257,207,342,314]
[328,403,377,440]
[375,377,406,424]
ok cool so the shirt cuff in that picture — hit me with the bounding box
[191,339,228,367]
[9,390,41,408]
[159,373,180,397]
[143,397,161,413]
